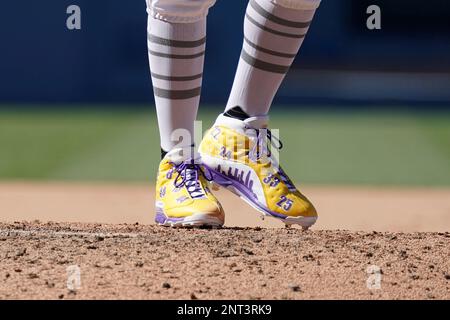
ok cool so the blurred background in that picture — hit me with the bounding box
[0,0,449,186]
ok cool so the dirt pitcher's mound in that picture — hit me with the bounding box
[0,222,448,300]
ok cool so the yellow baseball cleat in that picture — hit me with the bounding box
[199,113,317,229]
[155,148,225,227]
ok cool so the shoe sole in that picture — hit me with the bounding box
[155,209,224,228]
[205,165,317,229]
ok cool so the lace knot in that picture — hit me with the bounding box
[171,160,213,199]
[249,128,283,161]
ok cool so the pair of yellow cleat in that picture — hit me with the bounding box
[155,114,317,229]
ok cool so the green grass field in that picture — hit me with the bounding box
[1,107,449,186]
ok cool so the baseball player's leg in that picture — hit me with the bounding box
[147,0,215,154]
[199,0,321,228]
[147,0,224,227]
[226,0,320,116]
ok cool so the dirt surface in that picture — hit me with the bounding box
[1,182,450,231]
[0,182,449,299]
[0,221,448,300]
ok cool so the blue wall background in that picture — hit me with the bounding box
[1,0,449,105]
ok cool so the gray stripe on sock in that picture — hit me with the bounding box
[249,0,312,28]
[151,72,203,81]
[149,50,205,59]
[245,13,305,39]
[240,49,290,74]
[148,34,206,48]
[244,36,296,58]
[153,87,202,100]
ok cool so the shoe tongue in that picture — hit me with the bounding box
[244,115,269,129]
[215,113,269,131]
[164,146,200,164]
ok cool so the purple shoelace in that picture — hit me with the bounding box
[248,129,296,191]
[249,128,283,161]
[171,160,213,199]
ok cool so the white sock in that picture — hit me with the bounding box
[226,0,320,116]
[147,15,207,152]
